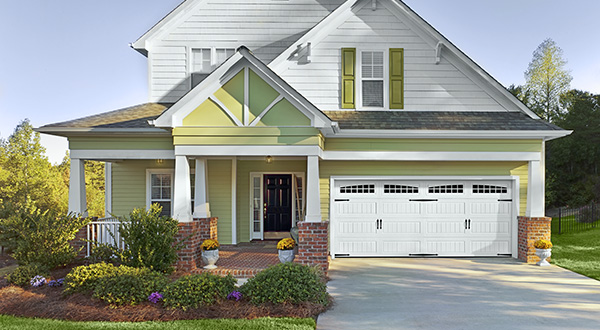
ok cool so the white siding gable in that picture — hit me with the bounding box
[278,1,506,111]
[147,0,345,103]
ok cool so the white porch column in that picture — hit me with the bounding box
[305,156,322,222]
[68,158,87,217]
[104,162,112,217]
[526,159,545,217]
[193,158,210,218]
[173,155,192,222]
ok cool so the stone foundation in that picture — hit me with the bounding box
[175,217,218,271]
[518,216,552,263]
[295,221,329,273]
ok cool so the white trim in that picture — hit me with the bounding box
[325,129,572,141]
[173,156,193,222]
[305,156,321,222]
[323,151,541,162]
[249,95,284,126]
[231,157,238,244]
[193,158,210,218]
[175,145,322,157]
[244,67,250,126]
[68,158,87,217]
[105,162,112,216]
[356,49,388,110]
[511,175,520,258]
[71,149,175,160]
[526,160,544,217]
[145,168,175,214]
[208,95,243,126]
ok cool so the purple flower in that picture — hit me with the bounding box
[48,278,64,287]
[30,275,46,287]
[227,291,242,302]
[148,292,163,304]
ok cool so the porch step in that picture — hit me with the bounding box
[194,242,280,278]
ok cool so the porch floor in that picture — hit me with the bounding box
[193,241,280,278]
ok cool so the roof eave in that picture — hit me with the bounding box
[35,127,171,138]
[326,129,573,141]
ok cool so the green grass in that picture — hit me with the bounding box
[551,227,600,280]
[0,315,316,330]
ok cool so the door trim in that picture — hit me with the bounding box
[249,171,305,240]
[329,175,520,259]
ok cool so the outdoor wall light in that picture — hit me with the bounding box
[156,159,164,165]
[266,155,273,164]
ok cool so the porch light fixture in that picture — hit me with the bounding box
[266,156,273,164]
[156,159,164,165]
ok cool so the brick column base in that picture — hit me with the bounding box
[175,217,218,271]
[71,226,88,259]
[518,216,552,263]
[295,221,329,274]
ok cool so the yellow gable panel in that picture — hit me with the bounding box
[213,70,245,124]
[256,98,311,126]
[182,99,237,126]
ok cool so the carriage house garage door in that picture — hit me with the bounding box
[331,177,517,257]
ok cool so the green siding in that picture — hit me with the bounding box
[248,69,279,123]
[256,98,311,126]
[236,160,307,242]
[319,161,529,220]
[325,139,543,152]
[69,137,173,150]
[207,160,233,244]
[213,70,245,124]
[111,160,174,217]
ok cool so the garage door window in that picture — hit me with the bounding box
[384,184,418,194]
[428,184,463,194]
[472,184,507,194]
[340,184,375,194]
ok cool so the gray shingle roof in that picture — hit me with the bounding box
[323,111,564,131]
[40,103,171,129]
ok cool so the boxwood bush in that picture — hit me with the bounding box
[6,263,49,287]
[241,263,329,306]
[92,268,168,306]
[162,273,236,310]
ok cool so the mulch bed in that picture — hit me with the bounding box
[0,255,330,322]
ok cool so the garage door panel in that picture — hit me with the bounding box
[426,221,465,234]
[425,241,466,254]
[338,221,377,234]
[338,240,377,254]
[470,202,511,215]
[424,202,465,215]
[335,202,377,215]
[470,221,510,234]
[381,220,421,234]
[471,241,510,254]
[382,241,421,254]
[380,202,420,215]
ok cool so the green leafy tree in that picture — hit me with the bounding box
[56,154,105,218]
[0,119,68,215]
[524,38,572,122]
[546,90,600,206]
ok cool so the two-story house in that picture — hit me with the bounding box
[38,0,570,271]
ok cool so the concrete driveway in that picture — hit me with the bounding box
[317,258,600,330]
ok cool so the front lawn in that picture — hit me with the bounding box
[551,227,600,280]
[0,315,316,330]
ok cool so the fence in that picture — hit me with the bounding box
[550,202,600,234]
[86,217,125,257]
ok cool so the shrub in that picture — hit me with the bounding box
[162,273,236,310]
[116,205,182,273]
[0,201,89,269]
[87,242,120,265]
[63,262,120,294]
[6,263,49,287]
[92,268,168,306]
[241,263,329,306]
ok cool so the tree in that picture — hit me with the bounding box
[524,38,572,122]
[546,90,600,207]
[0,119,68,214]
[56,153,105,218]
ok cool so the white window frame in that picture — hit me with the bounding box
[188,47,236,88]
[249,172,306,240]
[357,49,389,110]
[146,169,174,216]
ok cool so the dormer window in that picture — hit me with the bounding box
[191,47,235,88]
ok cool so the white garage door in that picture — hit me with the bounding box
[332,179,514,257]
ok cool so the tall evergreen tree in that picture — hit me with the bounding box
[524,38,572,122]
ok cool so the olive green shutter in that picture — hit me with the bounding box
[389,48,404,109]
[341,48,356,109]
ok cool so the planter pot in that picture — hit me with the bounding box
[535,248,551,267]
[278,249,295,263]
[202,249,219,269]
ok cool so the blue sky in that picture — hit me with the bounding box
[1,0,599,164]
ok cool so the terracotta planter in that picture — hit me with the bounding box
[202,249,219,269]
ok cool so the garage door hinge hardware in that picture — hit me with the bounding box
[409,199,438,202]
[498,199,512,202]
[334,199,350,202]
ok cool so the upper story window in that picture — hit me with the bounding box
[341,48,404,110]
[191,48,235,88]
[361,51,385,108]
